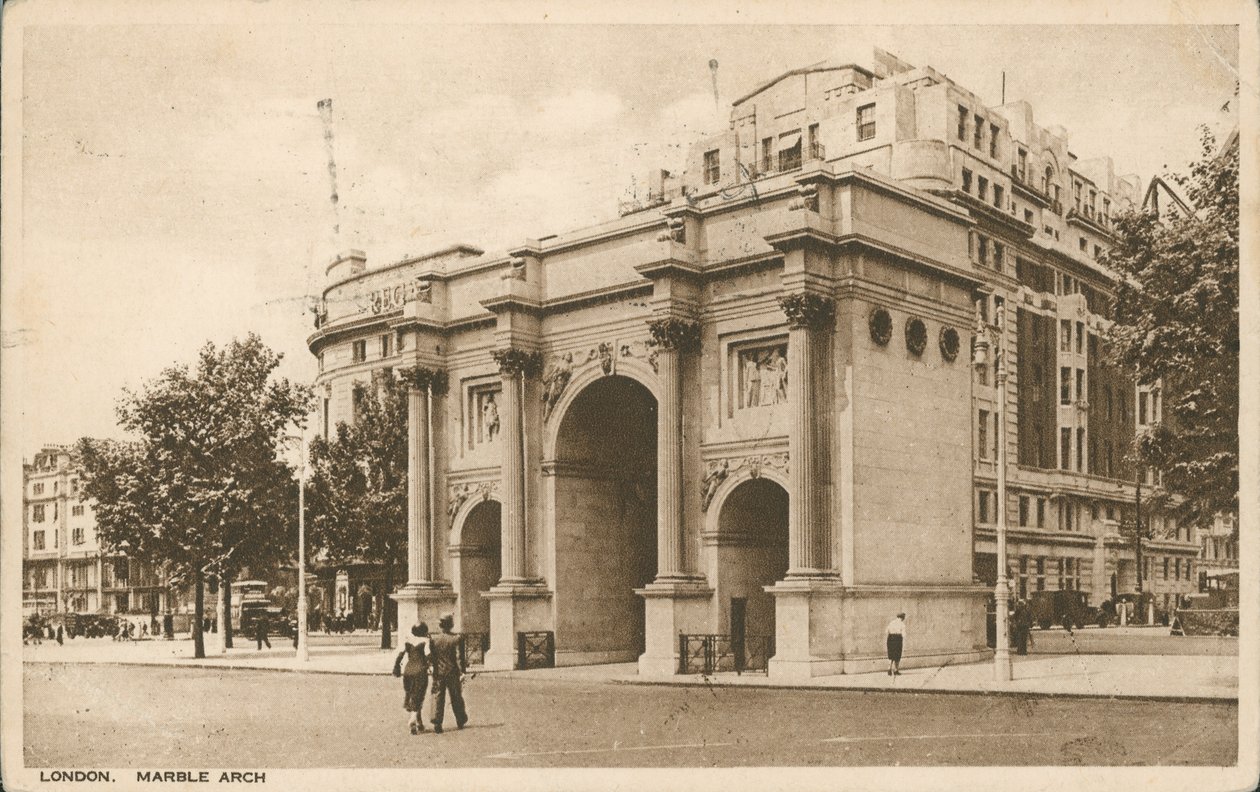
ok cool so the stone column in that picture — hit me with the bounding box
[647,318,701,580]
[390,366,455,649]
[779,292,835,577]
[407,382,430,583]
[490,348,540,583]
[483,347,550,670]
[637,318,711,676]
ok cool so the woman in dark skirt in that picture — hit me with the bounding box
[885,612,906,676]
[392,623,431,734]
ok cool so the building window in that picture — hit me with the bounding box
[1087,189,1097,217]
[958,106,968,140]
[1024,208,1034,225]
[1174,558,1181,580]
[979,409,990,460]
[993,243,1004,272]
[1075,322,1084,354]
[1102,197,1111,224]
[1060,427,1072,469]
[318,352,325,373]
[1076,427,1085,471]
[1060,320,1071,352]
[993,184,1004,210]
[1060,367,1071,404]
[33,482,44,495]
[1079,237,1088,252]
[973,114,984,149]
[1017,148,1028,181]
[856,104,876,141]
[989,123,1000,158]
[778,133,802,171]
[703,149,721,185]
[1037,498,1046,528]
[1065,558,1078,590]
[380,333,393,359]
[808,123,821,159]
[961,168,973,193]
[351,340,367,363]
[1073,181,1082,212]
[1017,557,1029,599]
[72,505,84,517]
[978,236,989,266]
[72,527,85,545]
[33,531,45,551]
[32,504,45,522]
[1139,392,1148,425]
[978,176,989,202]
[1162,557,1169,580]
[1035,557,1046,591]
[1075,368,1084,402]
[978,490,991,524]
[1019,496,1030,527]
[760,137,773,173]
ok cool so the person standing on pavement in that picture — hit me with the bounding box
[393,623,432,734]
[1013,599,1031,656]
[429,614,467,734]
[254,614,271,650]
[886,612,906,676]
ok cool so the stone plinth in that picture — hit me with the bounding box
[482,583,552,670]
[768,580,992,680]
[390,583,457,648]
[635,581,714,677]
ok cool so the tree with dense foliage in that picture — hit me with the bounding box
[306,369,423,649]
[77,334,313,658]
[1103,128,1239,534]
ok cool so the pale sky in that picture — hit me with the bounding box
[7,16,1241,458]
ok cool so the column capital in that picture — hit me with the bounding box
[646,317,702,352]
[491,348,543,377]
[399,365,448,394]
[778,292,835,330]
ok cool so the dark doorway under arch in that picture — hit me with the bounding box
[716,477,789,642]
[553,375,657,663]
[458,500,501,637]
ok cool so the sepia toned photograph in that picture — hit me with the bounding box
[2,2,1255,791]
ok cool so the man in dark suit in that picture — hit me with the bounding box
[254,614,271,650]
[429,614,467,734]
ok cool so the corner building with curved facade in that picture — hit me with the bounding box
[308,49,1196,679]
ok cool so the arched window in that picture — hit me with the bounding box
[1043,165,1053,195]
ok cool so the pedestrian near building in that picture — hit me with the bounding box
[254,614,271,650]
[392,623,432,734]
[428,614,467,734]
[886,612,906,676]
[56,625,64,646]
[1013,599,1031,656]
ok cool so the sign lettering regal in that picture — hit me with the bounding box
[359,278,432,315]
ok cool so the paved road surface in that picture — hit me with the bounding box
[24,664,1236,767]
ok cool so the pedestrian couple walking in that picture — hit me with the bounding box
[392,614,467,735]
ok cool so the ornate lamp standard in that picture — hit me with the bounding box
[974,304,1012,682]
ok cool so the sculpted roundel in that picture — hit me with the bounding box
[905,317,928,357]
[868,307,893,346]
[939,326,961,362]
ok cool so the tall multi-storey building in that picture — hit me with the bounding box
[22,445,170,618]
[307,48,1198,677]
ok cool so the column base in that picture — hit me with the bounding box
[482,582,552,670]
[390,583,458,650]
[635,579,714,677]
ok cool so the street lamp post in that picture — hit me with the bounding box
[287,434,310,663]
[974,304,1012,683]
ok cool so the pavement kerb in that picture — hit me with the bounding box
[25,659,1235,704]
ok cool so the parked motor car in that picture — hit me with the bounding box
[1029,589,1105,629]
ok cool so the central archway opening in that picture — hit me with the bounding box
[553,374,657,664]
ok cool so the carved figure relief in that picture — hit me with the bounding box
[542,352,575,422]
[598,342,615,375]
[447,480,500,527]
[700,452,789,511]
[737,343,788,410]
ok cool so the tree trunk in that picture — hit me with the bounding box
[223,568,234,649]
[380,561,393,650]
[193,569,205,659]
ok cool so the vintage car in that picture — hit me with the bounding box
[1029,589,1106,629]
